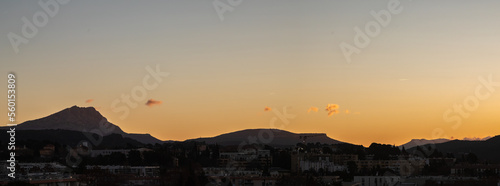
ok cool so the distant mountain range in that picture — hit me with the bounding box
[1,106,499,163]
[400,138,451,149]
[399,137,495,150]
[1,106,346,147]
[408,136,500,163]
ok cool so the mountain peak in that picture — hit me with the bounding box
[14,106,124,134]
[66,105,100,116]
[0,106,168,145]
[47,105,105,124]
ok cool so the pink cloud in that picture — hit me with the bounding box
[307,107,318,113]
[146,99,162,107]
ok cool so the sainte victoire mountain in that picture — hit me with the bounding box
[1,106,163,145]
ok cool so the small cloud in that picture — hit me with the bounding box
[345,109,350,114]
[85,99,94,103]
[325,104,339,111]
[328,109,339,117]
[146,99,162,107]
[264,107,272,111]
[325,104,340,117]
[307,107,318,113]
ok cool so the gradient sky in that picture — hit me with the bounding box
[1,0,500,146]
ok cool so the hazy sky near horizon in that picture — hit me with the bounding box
[1,0,500,146]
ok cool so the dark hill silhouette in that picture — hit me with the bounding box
[187,129,344,147]
[409,135,500,163]
[0,129,143,148]
[400,138,451,149]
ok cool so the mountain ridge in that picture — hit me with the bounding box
[1,106,162,145]
[3,106,347,146]
[187,128,345,147]
[4,106,499,154]
[408,135,500,163]
[400,138,451,149]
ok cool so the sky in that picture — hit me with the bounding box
[1,0,500,146]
